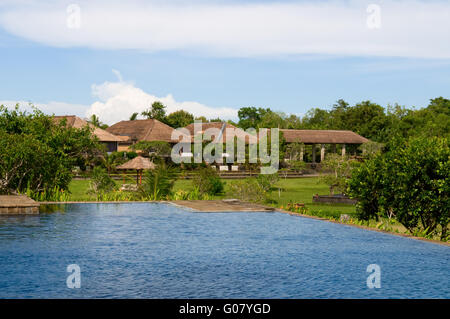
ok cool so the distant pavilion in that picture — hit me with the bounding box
[280,129,369,163]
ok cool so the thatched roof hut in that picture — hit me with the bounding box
[116,156,155,184]
[116,156,156,170]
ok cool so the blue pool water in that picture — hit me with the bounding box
[0,203,448,298]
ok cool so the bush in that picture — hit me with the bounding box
[348,136,449,240]
[0,106,99,197]
[88,167,117,194]
[320,154,358,195]
[192,167,224,195]
[139,165,176,200]
[227,178,268,203]
[255,173,279,193]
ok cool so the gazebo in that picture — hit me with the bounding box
[116,156,155,185]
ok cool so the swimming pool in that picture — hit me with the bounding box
[0,203,448,298]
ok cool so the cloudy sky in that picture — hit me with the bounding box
[1,0,449,124]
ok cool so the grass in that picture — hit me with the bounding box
[68,177,355,213]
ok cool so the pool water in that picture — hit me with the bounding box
[0,203,448,298]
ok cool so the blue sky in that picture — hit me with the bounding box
[0,0,449,124]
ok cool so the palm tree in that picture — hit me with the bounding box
[139,165,175,200]
[89,114,101,127]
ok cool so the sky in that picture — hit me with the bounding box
[0,0,449,124]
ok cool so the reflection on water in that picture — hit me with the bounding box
[38,204,67,214]
[0,203,449,299]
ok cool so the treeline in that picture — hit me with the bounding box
[234,97,450,143]
[95,97,449,144]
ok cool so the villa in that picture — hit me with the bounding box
[53,115,125,152]
[105,119,188,151]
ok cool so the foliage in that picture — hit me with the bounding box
[0,105,99,197]
[131,141,171,161]
[320,154,357,195]
[290,160,307,173]
[235,97,449,143]
[88,114,108,129]
[171,187,211,200]
[348,136,449,240]
[359,141,384,157]
[87,166,117,194]
[139,165,176,200]
[141,101,167,122]
[255,173,279,193]
[129,112,139,121]
[165,110,194,128]
[192,167,224,195]
[285,141,304,161]
[227,178,268,203]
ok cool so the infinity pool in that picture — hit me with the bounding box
[0,203,448,298]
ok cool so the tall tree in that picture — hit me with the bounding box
[165,110,194,128]
[141,101,167,122]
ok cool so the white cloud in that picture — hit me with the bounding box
[2,69,237,124]
[0,1,449,58]
[86,77,238,124]
[0,100,89,117]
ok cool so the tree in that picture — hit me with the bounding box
[129,112,139,121]
[195,116,208,123]
[348,136,449,240]
[166,110,194,128]
[320,154,357,195]
[131,141,172,164]
[0,105,99,198]
[88,114,108,129]
[237,107,270,129]
[141,101,167,122]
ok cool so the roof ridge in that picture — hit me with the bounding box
[142,119,157,141]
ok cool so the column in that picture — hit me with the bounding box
[312,144,316,163]
[320,144,325,162]
[341,144,346,157]
[300,145,304,161]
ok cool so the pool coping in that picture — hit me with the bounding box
[38,200,449,247]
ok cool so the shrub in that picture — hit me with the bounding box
[320,154,358,195]
[255,173,279,193]
[88,167,117,194]
[139,165,176,200]
[0,106,99,197]
[227,178,267,203]
[192,167,224,195]
[348,136,449,240]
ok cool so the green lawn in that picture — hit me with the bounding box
[68,177,356,216]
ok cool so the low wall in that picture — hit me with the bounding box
[312,195,357,205]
